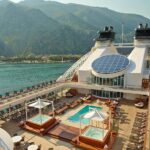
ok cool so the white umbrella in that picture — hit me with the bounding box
[80,109,108,137]
[0,128,14,150]
[83,109,108,122]
[27,98,51,124]
[28,98,50,109]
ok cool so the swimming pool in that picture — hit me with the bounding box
[68,105,102,124]
[82,126,108,141]
[29,114,51,125]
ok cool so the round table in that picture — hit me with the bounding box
[27,144,38,150]
[12,136,22,143]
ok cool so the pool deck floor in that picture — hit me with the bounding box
[48,123,79,143]
[0,96,148,150]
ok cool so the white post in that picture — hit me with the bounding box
[25,102,28,121]
[39,108,42,124]
[39,98,42,124]
[103,121,105,138]
[9,105,11,119]
[109,109,111,130]
[80,116,82,135]
[51,101,55,118]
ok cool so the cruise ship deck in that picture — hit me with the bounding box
[0,24,150,150]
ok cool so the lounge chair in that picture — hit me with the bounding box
[48,111,55,116]
[55,106,68,115]
[69,102,79,108]
[126,143,143,150]
[135,117,147,121]
[105,99,111,105]
[76,99,82,104]
[130,138,144,144]
[131,130,145,135]
[132,126,146,131]
[136,113,147,117]
[83,99,92,103]
[135,102,144,108]
[130,135,144,141]
[134,120,147,125]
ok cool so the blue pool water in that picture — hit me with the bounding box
[29,114,51,124]
[82,127,107,140]
[68,105,102,124]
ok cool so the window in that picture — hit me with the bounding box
[146,60,150,69]
[148,47,150,56]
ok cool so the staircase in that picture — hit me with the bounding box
[57,51,92,82]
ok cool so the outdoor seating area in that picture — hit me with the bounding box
[48,95,96,116]
[12,135,42,150]
[11,134,26,149]
[80,95,94,103]
[126,112,148,150]
[104,99,120,118]
[0,103,25,120]
[0,80,56,101]
[20,117,60,135]
[0,94,149,150]
[134,97,148,108]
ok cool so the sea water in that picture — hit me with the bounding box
[0,62,72,95]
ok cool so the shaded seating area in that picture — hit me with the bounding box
[20,118,60,135]
[20,98,60,135]
[75,108,115,150]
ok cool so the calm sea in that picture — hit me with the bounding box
[0,62,73,95]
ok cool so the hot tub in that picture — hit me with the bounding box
[82,126,108,141]
[79,126,111,148]
[29,114,51,125]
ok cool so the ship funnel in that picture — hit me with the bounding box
[134,23,150,41]
[96,26,115,42]
[138,23,143,29]
[145,23,148,28]
[104,26,109,31]
[109,26,113,31]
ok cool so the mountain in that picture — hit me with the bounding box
[0,1,93,56]
[20,0,150,41]
[0,38,13,56]
[0,0,150,56]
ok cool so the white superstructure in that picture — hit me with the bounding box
[61,25,150,100]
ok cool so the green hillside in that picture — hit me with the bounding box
[0,0,149,56]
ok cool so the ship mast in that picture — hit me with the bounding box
[122,22,124,45]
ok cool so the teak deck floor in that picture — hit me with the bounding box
[48,123,79,143]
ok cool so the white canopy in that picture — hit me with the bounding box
[83,109,108,122]
[28,98,50,109]
[0,128,14,150]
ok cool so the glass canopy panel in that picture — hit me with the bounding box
[92,54,129,74]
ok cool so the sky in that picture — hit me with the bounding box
[10,0,150,19]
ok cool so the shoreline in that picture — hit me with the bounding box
[0,60,72,64]
[0,55,81,64]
